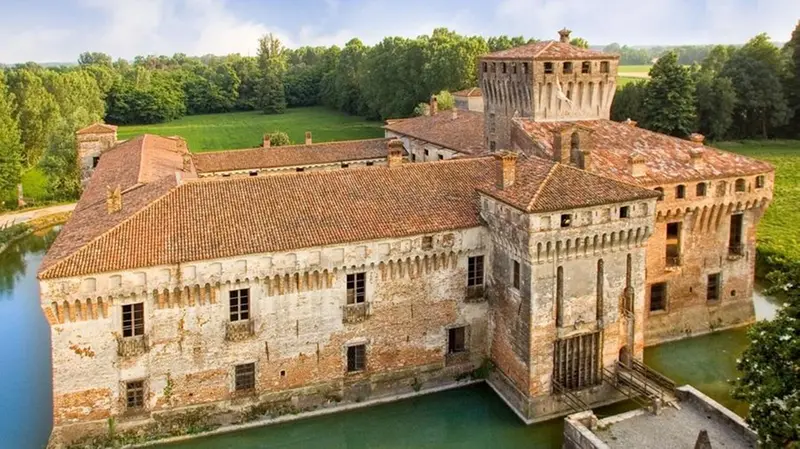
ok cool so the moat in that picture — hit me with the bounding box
[0,229,780,449]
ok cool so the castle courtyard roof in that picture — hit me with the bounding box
[384,110,486,155]
[514,118,774,185]
[192,138,394,174]
[481,41,618,61]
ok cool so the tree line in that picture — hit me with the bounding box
[611,26,800,141]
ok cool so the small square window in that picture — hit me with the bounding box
[649,283,667,311]
[249,171,258,177]
[438,154,444,161]
[125,380,145,410]
[560,214,572,228]
[422,236,433,250]
[581,61,591,74]
[296,167,305,172]
[448,327,466,354]
[563,62,573,74]
[512,259,520,289]
[347,344,366,372]
[600,61,610,73]
[696,183,707,197]
[619,206,630,219]
[676,185,686,199]
[424,149,429,156]
[544,62,554,74]
[229,288,250,322]
[346,273,366,304]
[755,175,765,189]
[234,363,255,391]
[666,222,680,240]
[366,161,374,166]
[707,273,721,301]
[735,178,746,192]
[341,163,349,168]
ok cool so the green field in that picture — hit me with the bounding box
[618,65,653,74]
[117,107,384,152]
[718,140,800,263]
[617,76,644,87]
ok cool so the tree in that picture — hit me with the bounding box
[40,120,81,201]
[268,131,291,146]
[334,39,368,115]
[611,80,647,122]
[733,282,799,448]
[5,68,59,166]
[642,51,696,137]
[785,21,800,135]
[0,73,23,200]
[435,90,454,110]
[694,70,736,140]
[257,33,287,114]
[570,37,589,49]
[78,52,113,67]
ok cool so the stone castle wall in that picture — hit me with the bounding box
[77,131,117,183]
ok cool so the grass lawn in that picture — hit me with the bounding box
[618,64,653,74]
[617,76,645,87]
[717,140,800,263]
[117,106,385,152]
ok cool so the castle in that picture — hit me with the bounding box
[41,30,773,446]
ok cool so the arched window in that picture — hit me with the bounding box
[676,184,686,199]
[556,266,564,327]
[570,132,583,166]
[696,182,707,197]
[735,178,746,192]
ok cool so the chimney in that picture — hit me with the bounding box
[182,154,192,172]
[262,133,271,148]
[106,185,122,214]
[689,148,704,169]
[558,28,572,43]
[624,118,638,127]
[430,95,438,116]
[387,139,404,168]
[689,133,705,144]
[629,152,646,178]
[305,131,312,145]
[494,150,518,190]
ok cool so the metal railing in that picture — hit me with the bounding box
[552,379,590,414]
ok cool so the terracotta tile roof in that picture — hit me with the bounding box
[453,87,482,98]
[384,110,486,155]
[514,119,774,185]
[39,135,190,276]
[192,138,392,173]
[478,155,660,213]
[75,123,118,135]
[39,158,497,279]
[482,41,618,61]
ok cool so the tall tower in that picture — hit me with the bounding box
[75,123,118,185]
[480,29,619,150]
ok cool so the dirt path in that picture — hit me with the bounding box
[0,203,76,228]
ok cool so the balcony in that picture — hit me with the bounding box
[117,335,147,357]
[342,302,370,324]
[465,285,485,302]
[225,320,255,341]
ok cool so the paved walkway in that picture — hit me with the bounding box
[0,203,76,228]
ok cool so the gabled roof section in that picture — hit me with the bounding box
[478,155,659,213]
[482,41,618,61]
[514,119,774,185]
[384,110,486,155]
[76,122,118,135]
[192,138,393,173]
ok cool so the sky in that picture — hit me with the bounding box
[1,0,798,63]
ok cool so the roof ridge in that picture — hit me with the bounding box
[534,41,555,58]
[39,179,180,279]
[557,161,660,196]
[197,137,392,155]
[527,163,559,211]
[135,134,148,184]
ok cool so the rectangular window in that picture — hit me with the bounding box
[512,259,521,289]
[92,156,100,168]
[234,363,255,391]
[467,256,484,287]
[249,171,258,177]
[424,149,429,156]
[676,185,686,199]
[501,62,506,74]
[649,283,667,311]
[422,236,433,250]
[755,175,765,189]
[229,288,250,322]
[666,222,681,266]
[341,163,349,168]
[448,327,466,354]
[347,344,366,372]
[729,214,744,255]
[411,154,416,162]
[544,62,554,74]
[560,214,572,228]
[125,380,145,410]
[581,61,591,74]
[346,273,366,304]
[366,161,374,166]
[696,183,707,197]
[707,273,721,301]
[438,154,444,161]
[619,206,630,219]
[489,141,496,151]
[296,167,304,172]
[563,61,573,74]
[122,303,144,337]
[512,63,517,74]
[600,61,610,73]
[522,62,529,74]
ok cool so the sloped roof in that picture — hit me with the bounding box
[514,119,774,185]
[482,41,618,61]
[75,123,118,135]
[192,138,393,173]
[384,110,486,155]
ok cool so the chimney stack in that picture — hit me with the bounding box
[494,150,518,190]
[689,148,704,169]
[624,118,638,127]
[629,152,646,178]
[263,134,271,148]
[430,95,438,116]
[689,133,705,144]
[558,28,572,43]
[106,185,122,214]
[387,139,404,168]
[305,131,312,145]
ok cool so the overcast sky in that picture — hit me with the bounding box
[2,0,799,63]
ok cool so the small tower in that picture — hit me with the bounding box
[479,30,619,149]
[76,123,118,185]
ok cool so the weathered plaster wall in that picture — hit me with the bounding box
[77,132,117,183]
[384,130,459,162]
[197,158,388,178]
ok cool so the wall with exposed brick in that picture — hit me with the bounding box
[41,227,490,444]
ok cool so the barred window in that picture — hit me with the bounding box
[346,273,365,304]
[347,344,366,372]
[707,273,721,301]
[650,283,667,311]
[122,303,144,337]
[234,363,255,391]
[467,256,484,287]
[448,327,466,354]
[229,288,250,322]
[125,380,144,410]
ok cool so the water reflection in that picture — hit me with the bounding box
[0,227,59,449]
